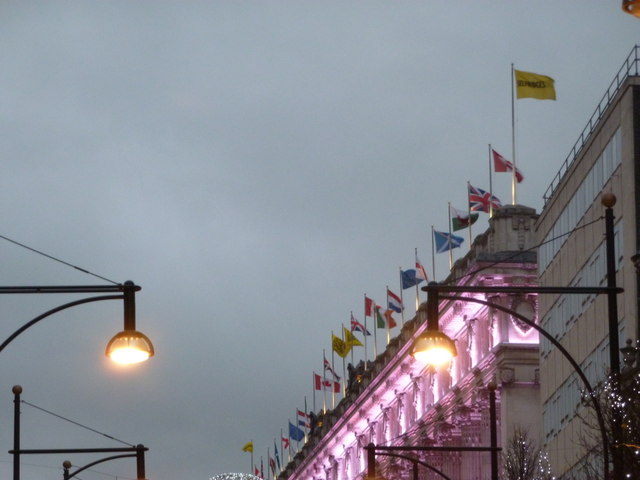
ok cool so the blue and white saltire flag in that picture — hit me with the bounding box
[433,230,464,253]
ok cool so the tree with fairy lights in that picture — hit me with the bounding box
[571,367,640,479]
[501,426,554,480]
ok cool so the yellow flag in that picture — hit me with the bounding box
[514,69,556,100]
[343,327,363,348]
[242,441,253,452]
[332,334,350,358]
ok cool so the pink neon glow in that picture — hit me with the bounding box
[289,287,539,480]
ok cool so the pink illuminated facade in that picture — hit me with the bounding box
[280,205,541,480]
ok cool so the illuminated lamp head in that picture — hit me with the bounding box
[412,330,457,366]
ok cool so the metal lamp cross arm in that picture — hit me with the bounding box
[3,281,155,480]
[0,281,154,364]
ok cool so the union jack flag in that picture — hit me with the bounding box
[468,183,502,213]
[324,355,341,380]
[350,312,371,336]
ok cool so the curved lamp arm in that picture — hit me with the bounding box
[0,295,122,354]
[63,454,136,480]
[439,293,609,478]
[0,281,154,364]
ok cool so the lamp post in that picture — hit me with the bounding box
[413,195,624,479]
[414,290,610,478]
[2,280,154,480]
[11,385,149,480]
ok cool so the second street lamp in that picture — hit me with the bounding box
[1,280,155,480]
[412,288,610,480]
[0,280,154,364]
[412,195,626,480]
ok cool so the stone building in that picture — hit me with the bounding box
[280,205,540,480]
[535,45,640,476]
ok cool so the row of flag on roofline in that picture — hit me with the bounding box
[237,270,430,479]
[240,408,313,480]
[434,150,521,256]
[434,66,556,271]
[240,67,556,479]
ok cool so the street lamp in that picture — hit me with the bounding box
[411,289,456,366]
[9,385,149,480]
[412,288,610,478]
[0,280,154,364]
[412,196,624,479]
[10,387,148,480]
[2,280,154,480]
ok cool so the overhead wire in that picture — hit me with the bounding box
[21,400,135,447]
[445,215,604,285]
[0,234,118,284]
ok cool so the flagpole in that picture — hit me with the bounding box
[398,269,405,314]
[414,248,421,309]
[447,203,453,269]
[465,186,472,247]
[362,310,368,371]
[250,440,254,475]
[367,294,378,359]
[488,145,494,217]
[431,225,437,281]
[383,298,391,345]
[397,273,406,326]
[330,335,337,409]
[322,350,328,413]
[346,321,354,365]
[341,327,347,396]
[354,310,368,367]
[304,396,308,442]
[511,63,517,205]
[344,322,355,391]
[312,370,317,414]
[273,438,278,478]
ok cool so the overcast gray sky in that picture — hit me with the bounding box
[0,2,637,479]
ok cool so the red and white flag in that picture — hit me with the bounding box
[314,373,340,393]
[492,149,524,183]
[387,288,403,313]
[415,256,429,282]
[296,409,310,428]
[364,295,374,316]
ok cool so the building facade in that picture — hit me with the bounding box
[280,205,541,480]
[535,46,640,476]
